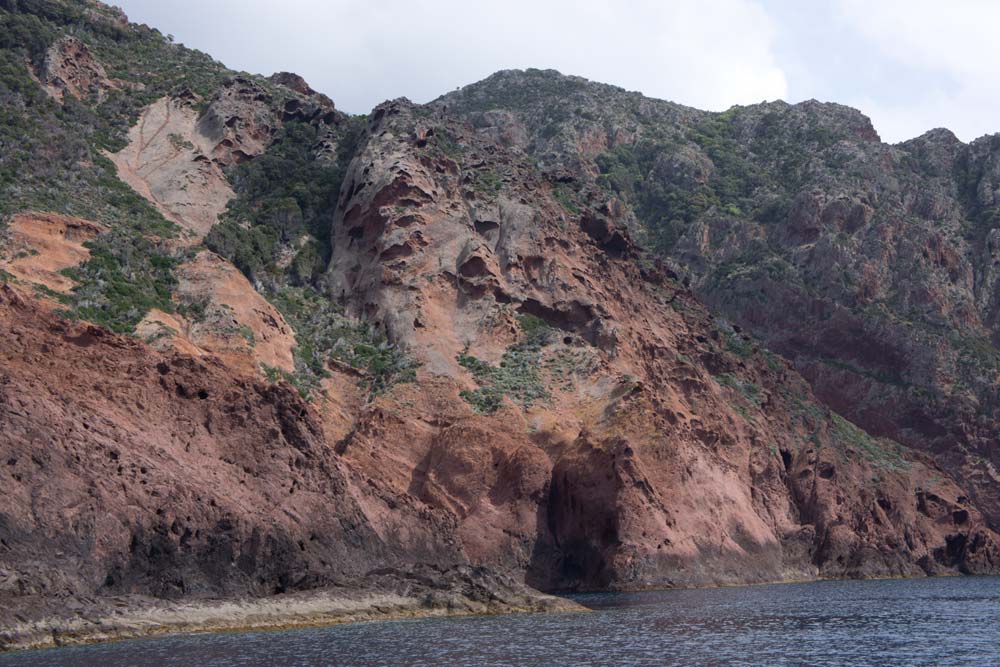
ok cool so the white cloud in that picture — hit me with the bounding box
[836,0,1000,142]
[114,0,788,113]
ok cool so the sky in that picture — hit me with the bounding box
[112,1,1000,144]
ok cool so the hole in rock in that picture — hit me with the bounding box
[780,449,792,471]
[474,219,500,237]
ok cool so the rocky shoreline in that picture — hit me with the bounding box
[0,566,584,653]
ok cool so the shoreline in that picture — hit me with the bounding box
[6,570,984,654]
[560,569,967,596]
[1,591,584,654]
[0,568,585,653]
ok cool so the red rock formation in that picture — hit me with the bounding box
[270,71,335,110]
[195,76,304,166]
[0,284,461,602]
[324,100,999,590]
[38,36,116,102]
[3,25,999,630]
[0,212,105,294]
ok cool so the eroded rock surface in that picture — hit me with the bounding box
[37,35,116,101]
[326,100,999,589]
[0,212,104,293]
[107,96,236,239]
[0,284,461,604]
[138,250,297,375]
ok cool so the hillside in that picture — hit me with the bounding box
[0,0,997,649]
[437,68,1000,527]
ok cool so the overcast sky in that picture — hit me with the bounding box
[112,1,999,144]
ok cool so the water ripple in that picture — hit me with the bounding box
[4,576,1000,667]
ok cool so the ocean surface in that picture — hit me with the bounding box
[4,576,1000,667]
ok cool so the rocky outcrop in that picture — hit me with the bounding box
[195,77,283,167]
[37,36,117,102]
[325,99,1000,590]
[0,212,104,294]
[270,71,335,109]
[106,78,342,376]
[6,90,993,614]
[136,250,297,376]
[107,95,236,239]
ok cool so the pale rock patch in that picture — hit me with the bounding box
[106,96,235,240]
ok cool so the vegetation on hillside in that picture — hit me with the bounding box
[205,118,363,286]
[0,0,229,217]
[201,113,418,399]
[0,0,228,333]
[264,286,416,399]
[458,314,553,414]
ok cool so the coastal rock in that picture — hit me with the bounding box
[2,9,1000,649]
[0,284,462,604]
[0,564,581,652]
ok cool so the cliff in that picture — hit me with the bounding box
[1,1,998,650]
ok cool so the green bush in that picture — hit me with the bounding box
[552,183,579,215]
[60,227,179,333]
[266,286,417,399]
[206,119,362,285]
[596,140,713,253]
[473,169,502,194]
[458,315,553,413]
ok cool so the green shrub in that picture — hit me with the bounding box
[458,318,552,414]
[266,286,417,399]
[238,324,255,345]
[552,183,579,215]
[473,169,502,194]
[516,313,551,341]
[715,372,763,407]
[206,119,361,285]
[723,329,753,358]
[60,227,179,333]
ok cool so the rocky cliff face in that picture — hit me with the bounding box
[436,68,1000,534]
[0,284,462,602]
[321,97,998,589]
[1,1,998,625]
